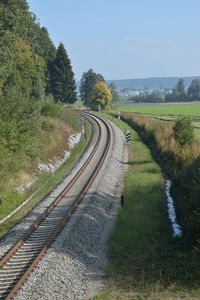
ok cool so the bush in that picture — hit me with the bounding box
[174,157,200,246]
[41,118,56,132]
[41,101,62,118]
[173,117,195,146]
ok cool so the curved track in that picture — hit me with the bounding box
[0,112,112,300]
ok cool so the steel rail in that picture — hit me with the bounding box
[0,112,111,300]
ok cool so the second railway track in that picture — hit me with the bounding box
[0,112,112,300]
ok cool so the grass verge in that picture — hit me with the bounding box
[93,112,200,300]
[0,119,91,238]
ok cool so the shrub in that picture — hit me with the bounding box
[41,101,62,118]
[41,118,56,132]
[173,117,195,146]
[174,157,200,246]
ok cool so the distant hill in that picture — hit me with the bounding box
[106,76,200,89]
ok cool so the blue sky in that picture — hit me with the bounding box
[27,0,200,80]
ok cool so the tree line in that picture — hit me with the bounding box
[129,78,200,103]
[0,0,119,170]
[165,78,200,102]
[0,0,120,197]
[0,0,78,193]
[0,0,77,156]
[79,69,121,109]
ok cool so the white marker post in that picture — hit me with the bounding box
[118,111,121,120]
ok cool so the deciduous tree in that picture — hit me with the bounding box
[80,69,104,107]
[92,81,112,109]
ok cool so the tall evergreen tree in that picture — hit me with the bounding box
[173,79,186,101]
[108,82,120,102]
[188,79,200,100]
[50,43,77,103]
[80,69,105,107]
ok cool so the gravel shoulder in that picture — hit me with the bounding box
[12,118,128,300]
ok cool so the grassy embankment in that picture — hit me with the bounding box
[94,113,200,300]
[0,109,91,238]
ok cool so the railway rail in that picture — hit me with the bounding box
[0,112,112,300]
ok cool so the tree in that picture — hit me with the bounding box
[188,79,200,100]
[0,0,57,101]
[80,69,104,107]
[130,90,164,103]
[0,0,32,39]
[0,31,45,102]
[173,117,195,146]
[92,81,112,109]
[173,79,186,101]
[50,43,76,103]
[108,82,120,102]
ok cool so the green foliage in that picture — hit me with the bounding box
[0,0,32,39]
[0,0,57,102]
[0,0,81,213]
[0,88,40,154]
[174,157,200,246]
[41,118,55,132]
[129,91,164,103]
[80,69,105,107]
[188,79,200,100]
[41,101,62,118]
[0,120,91,236]
[50,43,77,103]
[0,29,45,103]
[174,79,186,101]
[0,0,58,194]
[165,79,186,102]
[173,117,195,146]
[108,82,120,102]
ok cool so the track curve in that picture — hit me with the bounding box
[0,112,112,300]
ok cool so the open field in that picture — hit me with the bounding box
[116,103,200,140]
[117,103,200,117]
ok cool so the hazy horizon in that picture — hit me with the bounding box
[106,75,200,81]
[27,0,200,81]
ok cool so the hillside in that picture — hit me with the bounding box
[106,76,200,89]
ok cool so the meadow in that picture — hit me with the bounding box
[117,103,200,117]
[116,103,200,139]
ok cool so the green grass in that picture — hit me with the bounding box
[117,104,200,117]
[115,105,200,140]
[0,119,92,238]
[93,112,200,300]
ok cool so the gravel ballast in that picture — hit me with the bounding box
[3,117,128,300]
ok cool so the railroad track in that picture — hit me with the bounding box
[0,112,112,300]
